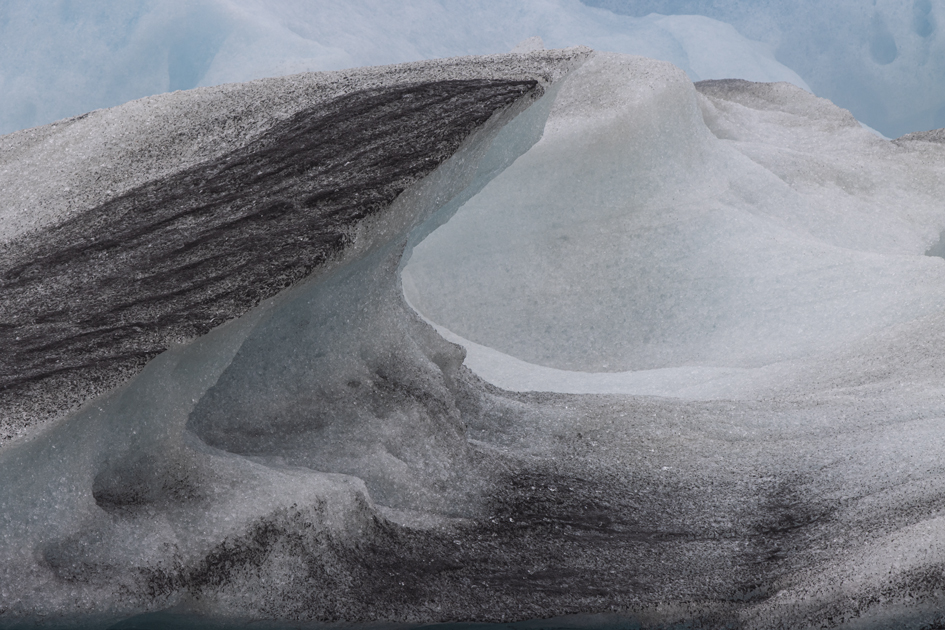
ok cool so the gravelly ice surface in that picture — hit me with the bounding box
[0,48,589,445]
[5,49,945,630]
[0,48,587,244]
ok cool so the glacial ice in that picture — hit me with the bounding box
[5,45,945,628]
[0,0,810,136]
[587,0,945,138]
[4,1,945,139]
[404,53,945,395]
[0,54,560,619]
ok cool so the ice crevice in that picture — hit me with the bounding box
[4,48,945,628]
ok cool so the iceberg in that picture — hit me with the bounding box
[586,0,945,138]
[0,0,809,136]
[4,1,944,139]
[3,47,945,630]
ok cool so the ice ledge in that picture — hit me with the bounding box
[0,48,590,446]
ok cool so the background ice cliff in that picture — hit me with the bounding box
[2,0,945,138]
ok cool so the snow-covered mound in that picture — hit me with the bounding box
[0,0,808,136]
[4,49,945,629]
[404,54,945,397]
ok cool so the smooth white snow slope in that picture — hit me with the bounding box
[0,0,809,136]
[403,53,945,399]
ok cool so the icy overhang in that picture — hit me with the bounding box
[0,48,590,445]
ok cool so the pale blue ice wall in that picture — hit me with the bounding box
[1,0,942,138]
[584,0,945,138]
[0,1,234,132]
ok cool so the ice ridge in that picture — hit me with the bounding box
[4,48,945,630]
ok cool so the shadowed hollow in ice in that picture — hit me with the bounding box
[403,53,945,398]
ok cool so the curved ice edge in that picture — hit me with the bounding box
[859,120,890,140]
[402,275,774,400]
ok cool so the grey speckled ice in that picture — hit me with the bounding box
[0,48,590,444]
[899,127,945,144]
[6,48,945,630]
[0,49,586,244]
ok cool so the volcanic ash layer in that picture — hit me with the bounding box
[4,49,945,630]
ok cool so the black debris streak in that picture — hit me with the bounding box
[0,78,539,422]
[138,465,837,625]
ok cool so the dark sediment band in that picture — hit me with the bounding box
[0,78,544,442]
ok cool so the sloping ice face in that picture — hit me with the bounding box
[0,58,566,622]
[404,53,945,399]
[5,51,945,629]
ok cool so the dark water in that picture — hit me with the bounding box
[5,609,944,630]
[0,613,655,630]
